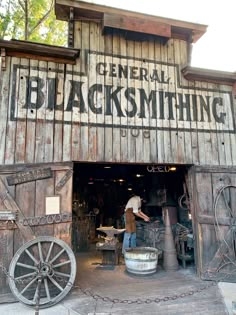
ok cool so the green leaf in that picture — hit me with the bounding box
[0,0,67,46]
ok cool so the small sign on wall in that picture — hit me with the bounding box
[45,196,60,215]
[7,168,52,186]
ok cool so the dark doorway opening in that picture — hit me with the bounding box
[72,162,194,268]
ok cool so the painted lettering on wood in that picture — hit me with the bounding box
[9,52,235,133]
[6,168,52,185]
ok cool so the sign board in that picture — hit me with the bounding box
[55,169,73,192]
[6,168,52,185]
[45,196,60,215]
[9,52,235,133]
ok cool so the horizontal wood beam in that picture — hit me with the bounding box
[182,66,236,85]
[197,214,231,226]
[6,51,76,64]
[103,13,171,39]
[55,0,207,43]
[0,162,73,174]
[0,39,80,63]
[193,166,236,174]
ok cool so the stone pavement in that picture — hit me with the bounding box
[0,283,235,315]
[0,249,236,315]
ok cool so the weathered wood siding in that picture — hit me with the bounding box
[190,166,236,281]
[0,21,235,166]
[0,162,73,297]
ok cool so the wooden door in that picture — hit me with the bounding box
[0,162,73,300]
[189,166,236,282]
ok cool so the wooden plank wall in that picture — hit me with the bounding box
[0,162,72,296]
[0,21,235,167]
[191,167,236,280]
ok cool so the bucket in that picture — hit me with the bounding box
[124,247,160,275]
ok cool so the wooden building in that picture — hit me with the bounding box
[0,0,236,300]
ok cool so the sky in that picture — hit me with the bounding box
[88,0,236,72]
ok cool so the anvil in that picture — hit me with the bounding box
[96,226,126,238]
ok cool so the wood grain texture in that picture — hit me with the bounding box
[190,167,236,279]
[0,22,235,166]
[0,162,73,296]
[103,13,171,38]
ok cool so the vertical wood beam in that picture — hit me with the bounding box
[233,82,236,98]
[187,33,193,66]
[68,7,74,48]
[1,48,6,71]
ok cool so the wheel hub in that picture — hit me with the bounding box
[38,262,54,277]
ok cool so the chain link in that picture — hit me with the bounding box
[0,218,232,307]
[0,259,223,306]
[0,185,236,308]
[0,264,218,306]
[63,278,218,305]
[0,261,35,284]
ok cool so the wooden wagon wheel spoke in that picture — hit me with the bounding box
[45,242,54,263]
[38,242,44,263]
[25,249,39,265]
[49,248,65,264]
[33,280,41,303]
[15,271,37,280]
[20,276,38,295]
[44,278,51,301]
[16,262,38,271]
[52,260,71,268]
[48,276,64,292]
[54,271,71,278]
[9,236,77,309]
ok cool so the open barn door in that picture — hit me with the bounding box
[189,166,236,282]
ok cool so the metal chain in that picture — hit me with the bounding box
[44,273,219,305]
[0,183,234,307]
[70,280,218,305]
[0,243,231,307]
[0,261,35,284]
[0,260,219,306]
[0,234,233,306]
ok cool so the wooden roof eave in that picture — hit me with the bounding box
[182,66,236,86]
[0,39,80,64]
[55,0,207,43]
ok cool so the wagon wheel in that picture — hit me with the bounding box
[178,194,189,210]
[209,185,236,275]
[8,236,77,308]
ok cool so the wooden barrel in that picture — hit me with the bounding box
[124,247,160,275]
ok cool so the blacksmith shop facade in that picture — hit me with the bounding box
[0,0,235,300]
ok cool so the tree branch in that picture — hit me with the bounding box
[18,0,25,12]
[24,0,28,39]
[0,0,12,38]
[28,0,54,37]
